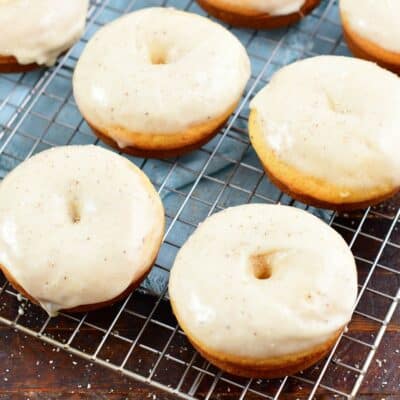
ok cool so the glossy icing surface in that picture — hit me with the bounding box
[169,204,357,359]
[0,146,164,316]
[208,0,306,14]
[73,7,250,144]
[340,0,400,53]
[0,0,88,66]
[250,56,400,192]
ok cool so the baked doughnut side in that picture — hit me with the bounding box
[0,248,159,314]
[84,100,239,159]
[172,300,343,378]
[170,269,345,378]
[0,55,39,73]
[341,14,400,75]
[0,51,69,74]
[249,110,400,211]
[196,0,321,29]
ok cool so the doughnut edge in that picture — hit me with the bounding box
[0,54,40,74]
[340,14,400,75]
[196,0,321,29]
[170,297,343,378]
[248,109,400,211]
[82,100,240,159]
[0,249,161,313]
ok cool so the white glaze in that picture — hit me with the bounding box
[73,7,250,144]
[169,204,357,359]
[250,56,400,191]
[0,146,164,316]
[0,0,88,66]
[208,0,306,15]
[340,0,400,53]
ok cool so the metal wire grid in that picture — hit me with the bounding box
[0,0,399,398]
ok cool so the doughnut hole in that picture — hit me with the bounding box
[149,47,167,65]
[250,253,273,280]
[324,90,349,114]
[148,41,172,65]
[67,181,82,224]
[68,197,81,224]
[146,35,191,66]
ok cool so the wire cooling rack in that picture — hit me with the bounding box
[1,0,399,398]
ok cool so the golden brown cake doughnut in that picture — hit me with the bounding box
[196,0,321,29]
[340,0,400,75]
[73,7,250,159]
[0,145,164,316]
[169,204,357,378]
[249,56,400,211]
[0,0,88,73]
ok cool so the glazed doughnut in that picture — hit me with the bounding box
[0,146,164,316]
[169,204,357,378]
[196,0,321,29]
[0,0,88,73]
[73,7,250,158]
[340,0,400,75]
[249,56,400,211]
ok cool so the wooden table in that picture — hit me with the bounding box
[0,317,398,399]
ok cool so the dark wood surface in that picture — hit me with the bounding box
[0,309,398,399]
[0,326,175,400]
[0,199,399,399]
